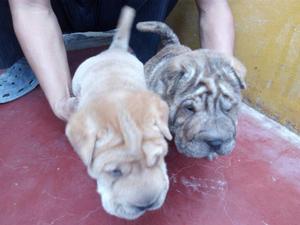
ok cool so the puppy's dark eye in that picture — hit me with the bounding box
[184,104,195,113]
[221,94,235,112]
[182,99,196,114]
[108,168,123,178]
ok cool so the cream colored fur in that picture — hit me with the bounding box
[66,7,171,220]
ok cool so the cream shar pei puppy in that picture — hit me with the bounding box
[137,22,246,160]
[66,7,172,220]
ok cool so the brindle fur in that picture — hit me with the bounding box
[137,22,246,160]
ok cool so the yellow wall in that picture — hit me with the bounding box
[167,0,300,133]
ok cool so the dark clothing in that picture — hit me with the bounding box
[0,0,177,68]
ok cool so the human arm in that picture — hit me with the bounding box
[195,0,235,55]
[8,0,75,121]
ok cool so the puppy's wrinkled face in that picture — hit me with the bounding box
[91,154,169,220]
[66,91,171,220]
[154,50,246,159]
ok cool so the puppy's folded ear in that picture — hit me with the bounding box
[202,49,247,89]
[152,96,172,141]
[65,112,97,166]
[227,56,247,89]
[142,95,172,167]
[143,140,168,167]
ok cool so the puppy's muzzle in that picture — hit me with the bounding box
[175,127,236,159]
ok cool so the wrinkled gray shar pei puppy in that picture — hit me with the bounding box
[137,22,246,160]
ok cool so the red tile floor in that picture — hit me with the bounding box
[1,49,300,225]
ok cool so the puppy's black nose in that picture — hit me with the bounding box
[205,139,223,150]
[132,202,156,211]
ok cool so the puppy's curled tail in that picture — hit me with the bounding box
[136,21,180,47]
[109,6,135,50]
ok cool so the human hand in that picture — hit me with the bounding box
[53,97,78,122]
